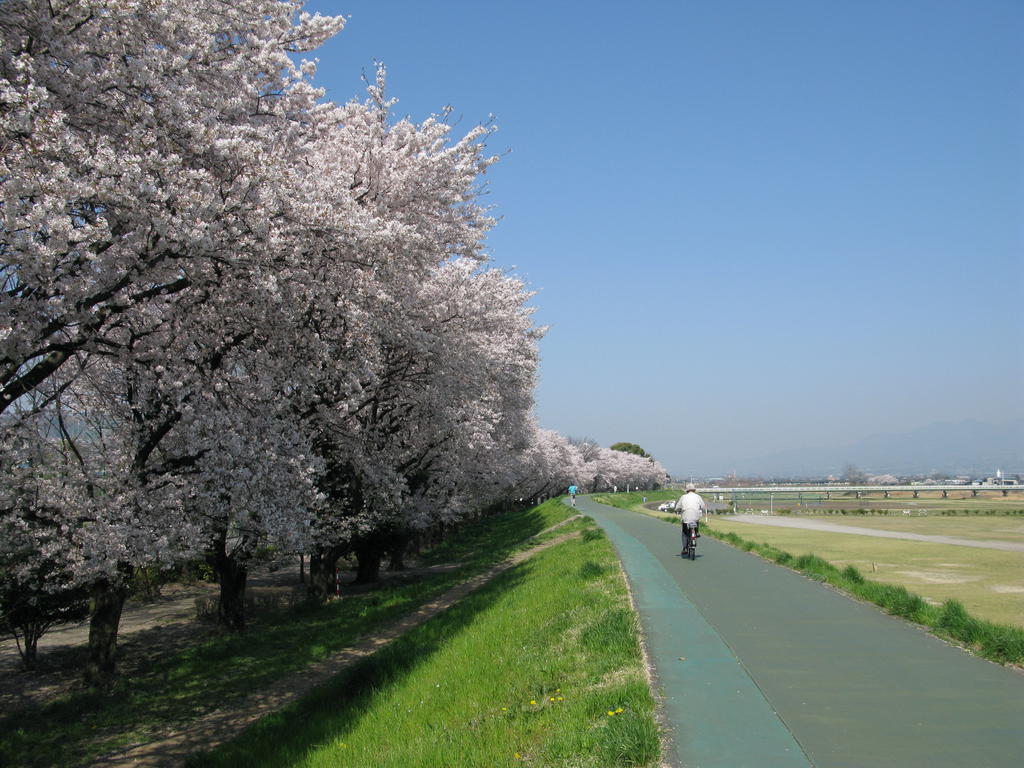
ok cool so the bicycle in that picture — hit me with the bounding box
[682,522,698,560]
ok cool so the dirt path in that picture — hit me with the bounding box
[0,564,308,672]
[91,516,583,767]
[0,562,326,711]
[0,559,473,713]
[727,513,1024,552]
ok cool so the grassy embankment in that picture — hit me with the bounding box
[591,493,1024,666]
[190,510,660,768]
[1,501,661,768]
[593,491,678,515]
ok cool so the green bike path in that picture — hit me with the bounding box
[576,497,1024,768]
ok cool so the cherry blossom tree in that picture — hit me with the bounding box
[0,358,202,683]
[2,0,665,691]
[590,444,668,492]
[0,0,345,413]
[1,0,347,685]
[335,259,540,582]
[509,426,582,502]
[506,428,668,500]
[279,131,533,589]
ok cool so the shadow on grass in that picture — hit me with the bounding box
[0,575,467,768]
[187,562,534,768]
[0,503,571,768]
[419,502,570,569]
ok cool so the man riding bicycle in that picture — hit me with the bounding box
[678,483,707,555]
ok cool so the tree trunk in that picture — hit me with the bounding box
[354,542,382,584]
[387,531,408,571]
[12,624,43,671]
[213,531,252,631]
[298,554,305,584]
[22,627,40,670]
[84,576,128,690]
[308,544,346,601]
[216,559,248,631]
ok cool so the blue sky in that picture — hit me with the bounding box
[302,0,1023,475]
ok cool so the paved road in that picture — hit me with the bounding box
[577,497,1024,768]
[728,514,1024,552]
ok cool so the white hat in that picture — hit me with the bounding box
[685,483,696,491]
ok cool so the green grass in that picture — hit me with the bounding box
[188,517,660,768]
[591,491,677,511]
[0,501,583,768]
[590,492,679,525]
[702,522,1024,666]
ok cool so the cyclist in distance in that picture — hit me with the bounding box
[678,483,707,555]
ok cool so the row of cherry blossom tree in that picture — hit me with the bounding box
[0,0,667,684]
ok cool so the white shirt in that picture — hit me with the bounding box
[678,491,707,524]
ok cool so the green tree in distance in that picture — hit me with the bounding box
[610,442,651,459]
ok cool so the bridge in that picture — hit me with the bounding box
[690,484,1022,498]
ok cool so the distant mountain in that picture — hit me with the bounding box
[729,419,1024,478]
